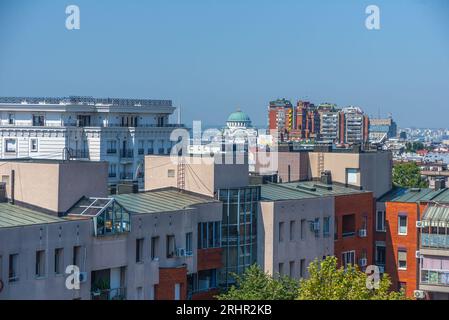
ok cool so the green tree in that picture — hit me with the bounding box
[217,264,299,300]
[297,256,407,300]
[393,162,428,188]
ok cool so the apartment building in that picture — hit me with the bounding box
[258,178,373,277]
[268,99,294,141]
[340,107,369,145]
[369,117,398,143]
[318,104,340,143]
[0,96,183,187]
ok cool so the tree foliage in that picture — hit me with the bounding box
[393,162,428,188]
[217,264,300,300]
[217,257,408,300]
[297,256,407,300]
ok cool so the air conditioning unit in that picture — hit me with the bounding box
[359,258,368,267]
[358,229,367,238]
[176,248,186,257]
[416,251,422,259]
[416,221,423,228]
[78,272,88,283]
[414,290,425,299]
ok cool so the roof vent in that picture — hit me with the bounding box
[320,170,332,185]
[297,185,317,192]
[410,188,421,192]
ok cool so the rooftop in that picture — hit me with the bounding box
[0,96,172,107]
[113,188,218,214]
[261,181,367,201]
[379,187,449,203]
[0,203,64,228]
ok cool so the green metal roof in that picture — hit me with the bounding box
[113,189,217,214]
[227,110,251,123]
[261,181,367,201]
[0,203,64,228]
[379,187,449,203]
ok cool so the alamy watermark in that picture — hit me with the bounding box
[365,5,381,30]
[66,5,80,30]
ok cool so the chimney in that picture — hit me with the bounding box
[320,170,332,185]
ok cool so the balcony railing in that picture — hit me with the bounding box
[70,150,89,159]
[91,287,126,300]
[421,233,449,249]
[421,269,449,286]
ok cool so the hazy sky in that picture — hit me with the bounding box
[0,0,448,127]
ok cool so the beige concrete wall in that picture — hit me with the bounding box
[0,160,108,214]
[258,197,334,279]
[145,155,249,196]
[308,151,392,198]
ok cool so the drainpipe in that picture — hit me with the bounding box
[10,169,15,205]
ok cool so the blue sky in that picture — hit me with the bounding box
[0,0,448,127]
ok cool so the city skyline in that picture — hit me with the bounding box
[0,0,448,127]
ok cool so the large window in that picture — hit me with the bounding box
[197,221,221,249]
[188,269,218,294]
[376,244,386,266]
[376,211,386,232]
[106,140,117,154]
[398,215,408,235]
[342,214,356,237]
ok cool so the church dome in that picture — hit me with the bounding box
[227,110,251,124]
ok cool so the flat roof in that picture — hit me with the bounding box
[0,203,64,228]
[0,158,106,164]
[261,181,367,201]
[378,187,449,203]
[113,188,218,214]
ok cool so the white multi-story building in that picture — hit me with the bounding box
[0,96,184,186]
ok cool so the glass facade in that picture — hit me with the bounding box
[217,186,260,288]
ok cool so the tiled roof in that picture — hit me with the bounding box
[0,203,64,228]
[113,188,217,214]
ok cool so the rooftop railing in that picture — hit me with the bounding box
[421,233,449,249]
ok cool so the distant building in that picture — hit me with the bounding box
[340,107,369,145]
[369,117,398,143]
[0,96,183,187]
[268,99,294,141]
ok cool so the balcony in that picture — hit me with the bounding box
[421,233,449,249]
[91,287,126,300]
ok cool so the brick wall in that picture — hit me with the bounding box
[197,248,223,271]
[334,193,375,268]
[155,266,187,300]
[385,201,426,298]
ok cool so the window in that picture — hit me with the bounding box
[138,140,145,155]
[106,140,117,154]
[300,259,306,278]
[108,164,117,178]
[342,251,355,269]
[5,139,17,153]
[174,283,181,300]
[54,248,64,275]
[151,236,160,260]
[136,238,144,263]
[289,261,295,278]
[278,263,284,276]
[279,222,284,242]
[376,211,386,232]
[300,219,306,240]
[334,217,338,240]
[73,246,82,269]
[323,217,330,237]
[8,113,14,125]
[158,139,165,154]
[398,215,407,235]
[167,169,175,178]
[375,245,386,266]
[9,254,19,282]
[289,221,295,241]
[346,168,359,184]
[197,222,221,249]
[147,140,154,154]
[167,235,176,258]
[342,214,356,237]
[398,250,407,270]
[32,114,45,126]
[30,138,38,152]
[35,250,45,278]
[186,232,193,256]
